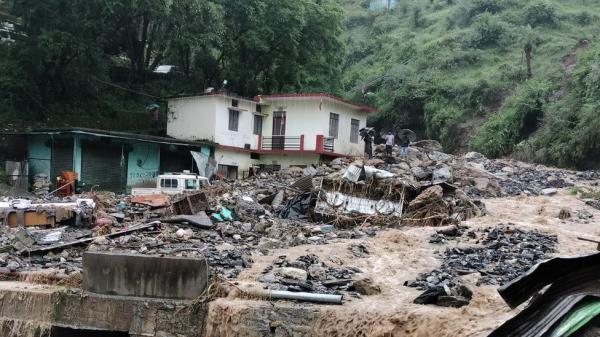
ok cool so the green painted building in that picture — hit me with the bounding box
[4,128,214,193]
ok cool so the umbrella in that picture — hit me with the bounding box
[399,129,417,142]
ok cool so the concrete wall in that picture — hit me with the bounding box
[213,96,260,149]
[0,282,204,337]
[167,96,218,141]
[261,97,367,156]
[27,135,51,178]
[215,149,259,171]
[167,95,261,149]
[126,142,160,188]
[83,252,209,300]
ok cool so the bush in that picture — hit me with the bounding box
[455,0,509,25]
[471,80,551,157]
[523,1,557,27]
[465,13,510,48]
[424,96,463,150]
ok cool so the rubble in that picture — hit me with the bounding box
[408,223,557,306]
[0,138,597,309]
[261,254,362,294]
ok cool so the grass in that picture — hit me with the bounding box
[569,186,600,199]
[340,0,600,164]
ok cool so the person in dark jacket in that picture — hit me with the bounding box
[360,127,374,158]
[399,134,410,158]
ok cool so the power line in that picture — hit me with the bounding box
[88,76,160,99]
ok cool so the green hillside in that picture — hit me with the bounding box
[340,0,600,168]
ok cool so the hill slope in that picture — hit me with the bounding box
[340,0,600,167]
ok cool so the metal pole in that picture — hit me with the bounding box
[246,289,343,304]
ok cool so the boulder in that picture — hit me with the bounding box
[353,277,381,295]
[541,188,558,196]
[276,267,308,281]
[308,265,328,281]
[464,152,485,161]
[412,166,432,180]
[432,165,453,184]
[413,140,443,151]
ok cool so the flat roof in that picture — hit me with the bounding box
[1,127,215,148]
[256,93,377,113]
[164,91,377,113]
[164,91,258,105]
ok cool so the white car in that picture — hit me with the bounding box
[131,172,210,196]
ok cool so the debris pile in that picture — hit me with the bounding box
[260,254,369,295]
[408,224,557,307]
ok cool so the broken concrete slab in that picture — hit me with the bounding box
[162,212,214,229]
[83,251,209,299]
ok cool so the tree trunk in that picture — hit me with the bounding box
[524,43,533,79]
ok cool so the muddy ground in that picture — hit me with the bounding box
[205,190,599,337]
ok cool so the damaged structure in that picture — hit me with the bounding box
[166,92,376,179]
[1,128,214,193]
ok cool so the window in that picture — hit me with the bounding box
[350,119,360,143]
[256,105,262,113]
[160,178,178,188]
[185,179,198,190]
[329,113,339,138]
[231,99,239,107]
[228,109,239,131]
[253,115,263,135]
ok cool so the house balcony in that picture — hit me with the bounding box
[257,134,335,154]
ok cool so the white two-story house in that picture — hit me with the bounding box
[166,92,376,179]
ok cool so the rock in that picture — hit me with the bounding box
[232,234,242,241]
[464,152,484,161]
[395,161,411,171]
[558,209,571,220]
[576,209,593,219]
[428,151,452,163]
[276,267,308,281]
[411,166,431,180]
[353,277,381,295]
[92,236,109,245]
[413,140,443,151]
[541,188,558,196]
[241,223,253,232]
[365,158,385,166]
[472,177,489,190]
[330,157,348,167]
[308,265,327,281]
[6,261,20,270]
[253,221,270,233]
[432,165,453,184]
[437,295,471,308]
[257,237,282,250]
[501,166,515,176]
[176,228,193,240]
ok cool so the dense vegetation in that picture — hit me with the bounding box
[341,0,600,168]
[2,0,600,168]
[0,0,343,130]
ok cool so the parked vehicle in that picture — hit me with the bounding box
[131,171,210,196]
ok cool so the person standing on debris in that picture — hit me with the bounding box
[384,131,395,157]
[399,133,410,158]
[360,128,374,159]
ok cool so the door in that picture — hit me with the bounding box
[81,140,126,192]
[272,111,286,149]
[51,139,73,186]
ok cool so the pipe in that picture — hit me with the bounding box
[246,289,343,304]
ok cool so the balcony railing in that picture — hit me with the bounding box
[323,137,335,152]
[260,135,304,151]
